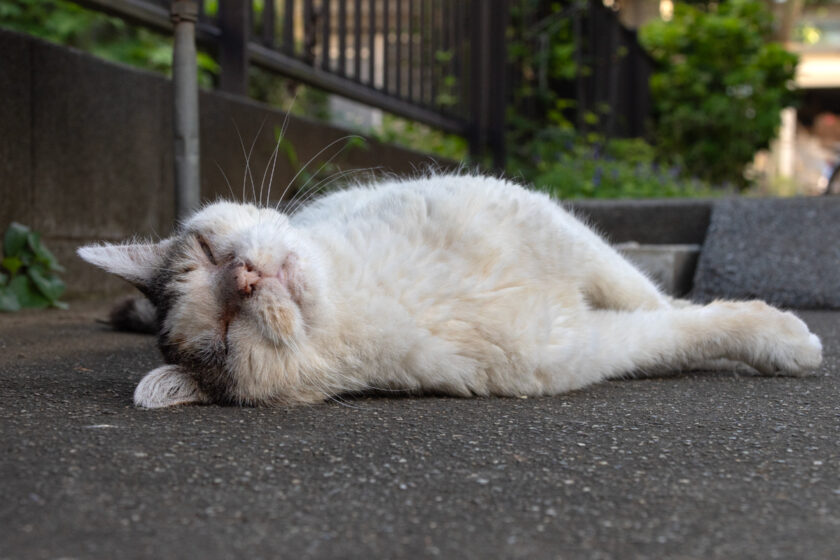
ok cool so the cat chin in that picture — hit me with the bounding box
[246,288,306,345]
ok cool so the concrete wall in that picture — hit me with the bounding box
[0,29,450,299]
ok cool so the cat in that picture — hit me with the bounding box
[77,174,823,408]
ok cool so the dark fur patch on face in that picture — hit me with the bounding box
[144,237,240,405]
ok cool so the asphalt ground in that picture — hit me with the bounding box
[1,302,838,559]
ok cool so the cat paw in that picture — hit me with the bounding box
[134,365,209,408]
[711,301,823,375]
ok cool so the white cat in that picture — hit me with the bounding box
[78,175,823,408]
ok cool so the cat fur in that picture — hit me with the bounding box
[77,174,823,408]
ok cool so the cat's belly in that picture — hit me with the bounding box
[328,258,587,397]
[300,175,627,398]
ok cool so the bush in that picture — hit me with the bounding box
[640,0,798,187]
[509,128,714,199]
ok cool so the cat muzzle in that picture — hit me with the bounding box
[233,259,261,297]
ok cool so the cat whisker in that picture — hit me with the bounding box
[282,168,353,214]
[262,93,297,208]
[257,122,284,209]
[280,135,364,205]
[284,167,381,216]
[233,117,267,205]
[232,120,248,202]
[214,161,237,201]
[283,163,378,216]
[323,392,366,409]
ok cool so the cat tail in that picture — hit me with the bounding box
[107,296,158,334]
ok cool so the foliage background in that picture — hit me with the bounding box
[640,0,798,188]
[0,0,799,197]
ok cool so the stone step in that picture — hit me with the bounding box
[615,242,701,297]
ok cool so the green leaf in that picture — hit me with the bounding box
[0,285,20,312]
[3,222,30,258]
[26,230,41,252]
[2,256,23,275]
[8,274,49,309]
[0,270,6,285]
[28,266,66,303]
[31,239,65,272]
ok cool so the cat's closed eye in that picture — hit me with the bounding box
[197,235,217,265]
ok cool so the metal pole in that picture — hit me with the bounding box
[171,0,201,221]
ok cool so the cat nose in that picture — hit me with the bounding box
[232,259,261,296]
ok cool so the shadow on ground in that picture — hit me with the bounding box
[1,303,839,559]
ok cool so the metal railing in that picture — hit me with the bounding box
[73,0,651,217]
[75,0,509,167]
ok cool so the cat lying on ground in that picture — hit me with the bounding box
[78,175,823,408]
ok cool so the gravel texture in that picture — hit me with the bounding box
[1,303,839,559]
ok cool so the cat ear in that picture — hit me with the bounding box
[134,365,209,408]
[77,240,172,292]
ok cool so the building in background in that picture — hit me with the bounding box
[616,0,840,194]
[779,2,840,194]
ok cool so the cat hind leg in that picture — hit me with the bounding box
[552,301,822,392]
[579,245,673,311]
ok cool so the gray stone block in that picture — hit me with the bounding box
[691,197,840,309]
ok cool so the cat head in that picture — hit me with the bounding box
[78,201,330,408]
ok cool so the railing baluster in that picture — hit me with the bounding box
[395,0,402,98]
[368,0,376,87]
[338,0,347,75]
[354,0,362,81]
[443,0,452,112]
[430,0,437,108]
[304,0,315,63]
[282,0,294,54]
[382,0,389,93]
[460,0,469,117]
[219,0,250,94]
[419,0,426,105]
[446,0,452,113]
[322,0,331,71]
[263,0,275,47]
[407,0,414,102]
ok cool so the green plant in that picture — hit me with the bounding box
[0,223,66,311]
[510,129,716,199]
[640,0,798,187]
[249,67,332,122]
[372,114,468,161]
